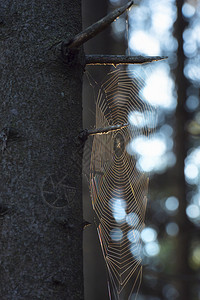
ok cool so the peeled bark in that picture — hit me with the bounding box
[0,1,84,299]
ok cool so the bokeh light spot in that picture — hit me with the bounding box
[186,204,200,219]
[141,64,176,110]
[166,222,179,236]
[130,243,142,260]
[141,227,157,243]
[126,212,139,227]
[186,95,199,111]
[127,229,140,243]
[130,31,160,56]
[182,3,195,18]
[110,228,123,242]
[110,198,127,223]
[184,163,199,184]
[144,242,160,257]
[165,196,179,212]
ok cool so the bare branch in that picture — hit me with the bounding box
[65,1,134,49]
[85,54,168,65]
[87,123,129,135]
[79,124,128,142]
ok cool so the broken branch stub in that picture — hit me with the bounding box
[63,1,134,50]
[85,54,168,65]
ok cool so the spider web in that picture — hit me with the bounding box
[89,66,157,300]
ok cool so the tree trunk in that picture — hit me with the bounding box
[0,1,84,299]
[174,1,192,299]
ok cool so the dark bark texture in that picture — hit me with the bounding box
[0,1,84,299]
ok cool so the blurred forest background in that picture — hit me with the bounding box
[82,0,200,299]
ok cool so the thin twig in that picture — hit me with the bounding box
[88,123,128,135]
[79,123,128,142]
[85,54,168,65]
[64,1,134,49]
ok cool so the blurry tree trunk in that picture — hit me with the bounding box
[174,1,193,299]
[82,2,110,300]
[82,1,129,300]
[0,1,84,299]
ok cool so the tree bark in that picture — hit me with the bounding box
[0,1,84,299]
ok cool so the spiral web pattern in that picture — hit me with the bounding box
[90,67,156,300]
